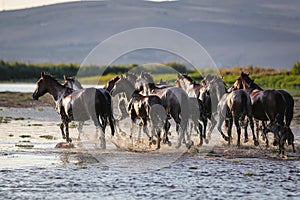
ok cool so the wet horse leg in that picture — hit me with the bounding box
[90,110,105,149]
[142,118,152,145]
[163,120,171,145]
[217,114,230,142]
[248,117,259,146]
[233,115,241,146]
[241,117,249,143]
[60,123,66,139]
[207,114,217,141]
[77,121,84,139]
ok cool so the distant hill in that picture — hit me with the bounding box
[0,0,299,68]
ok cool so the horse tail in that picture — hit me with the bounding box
[275,92,285,126]
[283,91,294,127]
[108,115,115,136]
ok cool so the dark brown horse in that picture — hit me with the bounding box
[143,81,191,149]
[128,89,169,149]
[238,72,294,127]
[230,73,286,148]
[32,72,114,149]
[63,75,116,141]
[217,89,259,146]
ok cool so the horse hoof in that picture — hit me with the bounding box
[224,136,230,142]
[254,140,259,146]
[205,139,209,144]
[244,138,249,143]
[168,141,172,147]
[273,140,278,146]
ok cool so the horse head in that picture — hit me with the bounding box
[63,75,83,90]
[125,72,137,85]
[112,76,135,100]
[32,72,51,100]
[104,75,120,93]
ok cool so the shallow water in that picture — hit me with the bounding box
[1,107,300,199]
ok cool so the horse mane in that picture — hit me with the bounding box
[240,72,263,90]
[42,72,61,84]
[182,74,196,84]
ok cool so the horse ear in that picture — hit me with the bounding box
[63,75,67,81]
[41,72,46,78]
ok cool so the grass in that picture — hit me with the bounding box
[28,124,43,127]
[15,144,34,149]
[19,135,31,138]
[243,172,256,177]
[39,135,54,140]
[14,117,25,120]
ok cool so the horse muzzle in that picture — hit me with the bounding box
[32,93,39,100]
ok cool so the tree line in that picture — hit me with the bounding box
[0,59,299,89]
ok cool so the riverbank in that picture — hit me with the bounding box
[0,92,54,108]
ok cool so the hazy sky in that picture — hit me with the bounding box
[0,0,80,11]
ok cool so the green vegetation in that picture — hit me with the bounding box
[0,59,299,89]
[219,64,300,89]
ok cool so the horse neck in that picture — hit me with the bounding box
[74,80,83,90]
[47,80,69,101]
[117,80,135,101]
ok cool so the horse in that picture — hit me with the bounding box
[175,73,203,98]
[128,89,169,149]
[63,75,116,141]
[217,89,259,146]
[230,73,287,148]
[199,75,227,142]
[238,72,294,127]
[32,72,113,149]
[175,73,208,145]
[143,81,191,149]
[111,76,170,146]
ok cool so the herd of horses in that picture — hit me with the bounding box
[32,71,296,156]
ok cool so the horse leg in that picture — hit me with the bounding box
[198,121,203,146]
[255,120,260,141]
[156,128,161,150]
[241,117,249,143]
[248,117,259,146]
[207,114,217,141]
[262,121,269,148]
[101,115,107,134]
[60,123,66,139]
[142,119,152,146]
[108,115,115,136]
[163,120,171,146]
[77,121,84,139]
[227,118,233,145]
[233,115,241,146]
[217,114,230,142]
[91,112,105,149]
[202,117,209,144]
[64,122,72,143]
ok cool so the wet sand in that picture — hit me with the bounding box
[1,99,300,198]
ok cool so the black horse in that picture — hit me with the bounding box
[217,89,259,146]
[128,89,169,149]
[32,72,114,149]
